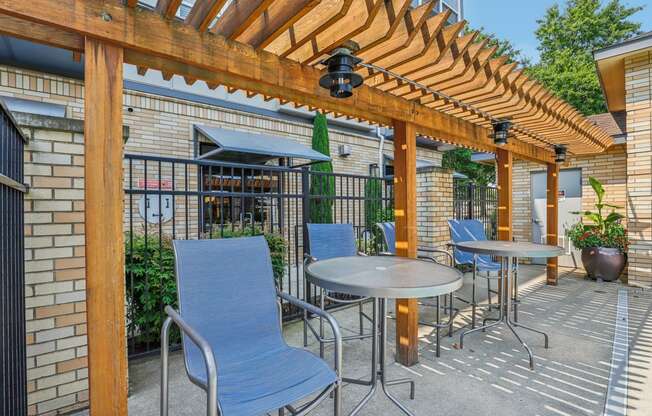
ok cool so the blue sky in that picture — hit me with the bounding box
[464,0,652,63]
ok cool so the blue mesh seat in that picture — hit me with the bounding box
[303,223,372,356]
[376,222,396,254]
[161,236,342,416]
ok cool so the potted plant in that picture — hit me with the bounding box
[567,177,628,281]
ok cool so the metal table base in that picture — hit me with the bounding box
[459,256,549,370]
[349,297,416,416]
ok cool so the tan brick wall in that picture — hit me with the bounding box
[23,128,88,415]
[625,51,652,286]
[512,146,627,261]
[417,167,454,258]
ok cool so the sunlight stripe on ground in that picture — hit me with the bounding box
[603,288,629,416]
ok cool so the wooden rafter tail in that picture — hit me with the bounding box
[264,95,275,102]
[212,0,274,40]
[352,0,413,56]
[185,0,228,32]
[156,0,182,19]
[226,86,238,94]
[276,0,356,59]
[72,51,82,62]
[136,66,148,76]
[246,90,258,98]
[241,0,323,50]
[299,0,386,66]
[184,76,197,85]
[161,70,174,81]
[126,0,139,7]
[206,82,220,90]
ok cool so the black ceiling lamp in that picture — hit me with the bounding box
[554,145,567,163]
[492,119,512,146]
[319,47,363,99]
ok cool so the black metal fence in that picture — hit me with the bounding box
[0,101,27,416]
[453,179,498,239]
[124,154,392,357]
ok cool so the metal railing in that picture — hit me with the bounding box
[1,101,28,416]
[124,154,392,357]
[453,180,497,239]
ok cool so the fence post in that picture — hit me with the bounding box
[467,183,474,219]
[301,166,311,253]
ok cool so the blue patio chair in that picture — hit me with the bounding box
[161,236,342,416]
[448,219,519,328]
[375,221,458,357]
[303,223,373,358]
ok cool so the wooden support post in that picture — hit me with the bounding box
[496,148,513,241]
[84,37,127,416]
[393,120,419,366]
[546,163,559,285]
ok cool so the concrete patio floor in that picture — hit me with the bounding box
[120,265,652,416]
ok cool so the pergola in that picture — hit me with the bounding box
[0,1,613,414]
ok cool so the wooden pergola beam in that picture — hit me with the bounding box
[0,0,555,164]
[546,163,560,285]
[84,37,127,416]
[392,120,419,366]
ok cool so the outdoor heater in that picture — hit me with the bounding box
[492,119,512,145]
[554,145,567,163]
[319,47,363,98]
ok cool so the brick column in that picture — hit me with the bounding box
[625,51,652,286]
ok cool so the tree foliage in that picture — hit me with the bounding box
[464,26,531,66]
[442,148,495,185]
[309,112,335,223]
[528,0,643,115]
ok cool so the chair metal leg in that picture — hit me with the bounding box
[359,301,364,336]
[161,317,172,416]
[449,293,454,337]
[319,288,325,359]
[303,276,309,347]
[471,260,477,329]
[512,260,519,323]
[435,296,441,357]
[278,408,285,416]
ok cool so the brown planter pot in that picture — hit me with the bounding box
[581,247,626,282]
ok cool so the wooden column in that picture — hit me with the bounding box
[84,38,127,415]
[496,148,513,241]
[392,120,419,366]
[546,163,559,285]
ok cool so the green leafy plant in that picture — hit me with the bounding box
[362,177,394,254]
[567,176,628,251]
[125,226,287,346]
[125,232,178,345]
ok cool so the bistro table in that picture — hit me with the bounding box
[305,256,463,416]
[455,241,564,370]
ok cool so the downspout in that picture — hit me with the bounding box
[377,126,385,177]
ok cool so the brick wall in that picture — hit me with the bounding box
[512,146,627,261]
[416,167,454,256]
[625,51,652,286]
[23,125,88,415]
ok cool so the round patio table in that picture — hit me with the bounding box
[455,241,564,370]
[305,256,463,416]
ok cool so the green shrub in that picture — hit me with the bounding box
[567,176,628,252]
[125,226,287,346]
[362,177,394,254]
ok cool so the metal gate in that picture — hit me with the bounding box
[0,100,28,415]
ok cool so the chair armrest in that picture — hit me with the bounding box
[164,306,218,392]
[418,247,454,267]
[277,290,343,378]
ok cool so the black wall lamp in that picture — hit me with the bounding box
[319,47,363,98]
[492,119,512,145]
[554,145,567,163]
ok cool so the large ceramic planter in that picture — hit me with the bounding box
[581,247,626,282]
